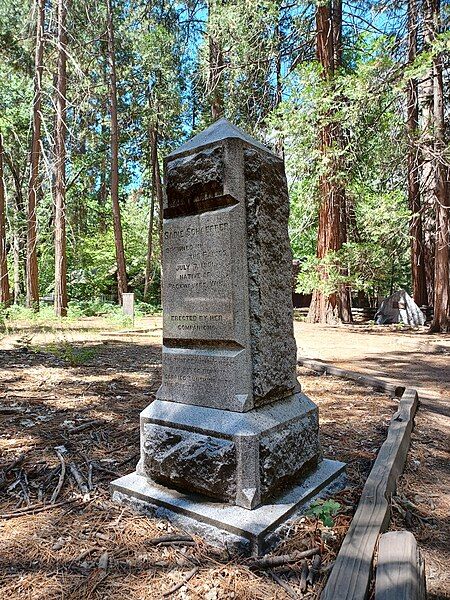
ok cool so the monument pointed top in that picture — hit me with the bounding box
[168,118,276,158]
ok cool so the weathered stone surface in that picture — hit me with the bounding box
[112,120,334,530]
[142,424,236,501]
[162,206,238,342]
[122,293,134,318]
[140,392,322,507]
[158,347,252,412]
[111,459,346,555]
[244,147,298,405]
[260,410,321,500]
[165,145,225,217]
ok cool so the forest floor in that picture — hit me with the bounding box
[0,316,448,599]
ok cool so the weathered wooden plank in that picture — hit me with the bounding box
[297,358,405,398]
[320,388,418,600]
[375,531,425,600]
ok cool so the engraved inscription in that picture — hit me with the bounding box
[163,208,236,340]
[158,347,248,410]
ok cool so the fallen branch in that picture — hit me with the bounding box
[162,566,199,597]
[67,419,105,434]
[50,451,66,503]
[307,554,321,585]
[1,498,79,519]
[268,570,299,599]
[149,534,194,545]
[69,462,90,495]
[248,547,320,570]
[299,559,309,592]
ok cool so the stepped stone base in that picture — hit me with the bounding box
[111,458,345,555]
[137,392,321,510]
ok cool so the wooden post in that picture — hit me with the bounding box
[375,531,426,600]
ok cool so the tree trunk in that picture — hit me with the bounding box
[54,0,68,317]
[429,0,449,332]
[106,0,127,303]
[407,0,427,307]
[26,0,45,310]
[307,0,352,324]
[4,153,26,302]
[0,134,11,306]
[274,22,284,157]
[207,2,224,121]
[144,121,157,300]
[420,0,436,305]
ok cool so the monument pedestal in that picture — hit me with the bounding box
[111,119,345,555]
[111,459,345,555]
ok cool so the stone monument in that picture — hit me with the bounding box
[111,119,344,554]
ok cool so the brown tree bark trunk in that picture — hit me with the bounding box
[0,134,11,306]
[420,0,436,305]
[407,0,427,307]
[4,152,26,302]
[26,0,45,310]
[429,1,449,331]
[207,2,224,121]
[307,0,352,324]
[54,0,68,317]
[106,0,127,304]
[144,121,157,300]
[274,23,284,157]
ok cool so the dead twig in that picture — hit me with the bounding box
[50,451,66,503]
[1,497,79,519]
[249,547,320,570]
[307,554,321,585]
[67,419,105,434]
[162,566,199,597]
[268,570,299,599]
[149,534,194,545]
[69,461,90,495]
[0,453,25,486]
[300,559,309,592]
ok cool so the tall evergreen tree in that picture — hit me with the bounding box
[26,0,45,309]
[54,0,68,317]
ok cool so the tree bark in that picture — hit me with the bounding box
[144,121,157,300]
[420,0,436,305]
[429,0,449,332]
[106,0,128,303]
[0,134,11,306]
[54,0,68,317]
[207,2,224,121]
[407,0,427,307]
[26,0,45,310]
[4,152,26,302]
[307,0,352,324]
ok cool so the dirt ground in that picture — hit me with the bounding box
[0,316,449,599]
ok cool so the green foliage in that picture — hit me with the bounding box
[42,341,96,367]
[271,35,412,301]
[307,499,341,527]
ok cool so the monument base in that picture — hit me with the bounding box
[111,459,345,555]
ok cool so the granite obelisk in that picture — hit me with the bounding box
[111,119,345,553]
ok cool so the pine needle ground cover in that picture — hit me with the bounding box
[0,317,448,599]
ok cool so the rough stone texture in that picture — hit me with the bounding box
[142,424,236,500]
[165,145,225,217]
[111,460,346,555]
[140,392,321,507]
[259,410,321,500]
[113,120,331,525]
[244,147,299,405]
